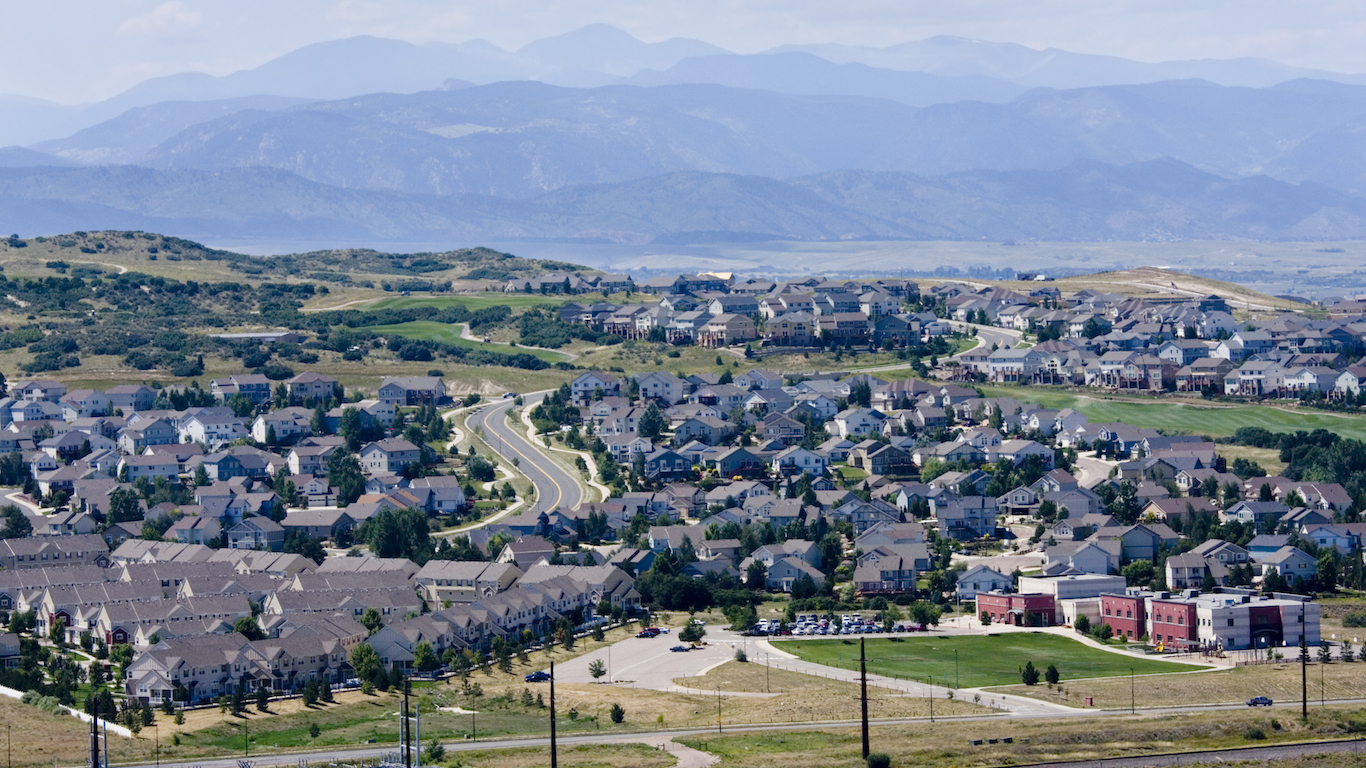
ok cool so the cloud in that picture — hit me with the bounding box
[115,1,203,38]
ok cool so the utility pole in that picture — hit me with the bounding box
[402,679,412,768]
[88,700,99,768]
[860,638,869,760]
[550,661,558,768]
[1301,605,1309,722]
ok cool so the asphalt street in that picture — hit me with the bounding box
[465,395,584,514]
[950,320,1023,355]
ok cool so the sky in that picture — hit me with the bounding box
[5,0,1366,103]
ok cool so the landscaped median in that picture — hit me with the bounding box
[772,634,1201,689]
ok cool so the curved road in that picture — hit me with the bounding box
[466,395,584,514]
[949,320,1023,354]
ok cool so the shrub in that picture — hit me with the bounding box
[1343,612,1366,628]
[867,754,892,768]
[1244,727,1266,740]
[309,723,321,738]
[735,648,748,663]
[609,702,625,723]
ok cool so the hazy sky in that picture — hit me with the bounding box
[6,0,1366,103]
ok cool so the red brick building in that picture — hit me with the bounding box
[978,592,1057,626]
[1148,597,1198,649]
[1099,593,1147,640]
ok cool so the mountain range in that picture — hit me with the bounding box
[8,25,1366,246]
[6,24,1366,147]
[26,78,1366,200]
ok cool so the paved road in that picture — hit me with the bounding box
[1071,453,1118,488]
[466,395,584,514]
[949,320,1023,354]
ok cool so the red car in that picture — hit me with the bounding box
[636,627,661,638]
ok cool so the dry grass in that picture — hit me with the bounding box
[680,705,1366,768]
[1216,444,1288,476]
[991,663,1366,709]
[471,652,987,732]
[434,743,675,768]
[675,660,835,694]
[173,688,375,731]
[672,660,990,722]
[0,696,155,768]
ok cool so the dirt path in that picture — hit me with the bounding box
[72,260,129,275]
[456,322,580,361]
[300,297,384,312]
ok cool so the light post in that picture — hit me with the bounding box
[928,675,934,723]
[1129,668,1135,715]
[954,649,959,690]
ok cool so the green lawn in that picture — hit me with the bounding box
[835,464,869,481]
[980,385,1366,441]
[365,293,567,312]
[360,321,571,364]
[772,634,1200,689]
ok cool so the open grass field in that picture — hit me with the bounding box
[980,385,1366,442]
[359,321,572,364]
[671,660,987,720]
[993,661,1366,710]
[1217,444,1289,476]
[364,293,569,312]
[772,634,1202,689]
[678,706,1366,768]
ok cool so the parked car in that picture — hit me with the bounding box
[1247,696,1273,707]
[524,671,551,683]
[637,628,661,638]
[670,645,690,652]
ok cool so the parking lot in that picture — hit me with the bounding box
[548,623,748,691]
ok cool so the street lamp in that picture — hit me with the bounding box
[954,649,959,690]
[1129,668,1135,715]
